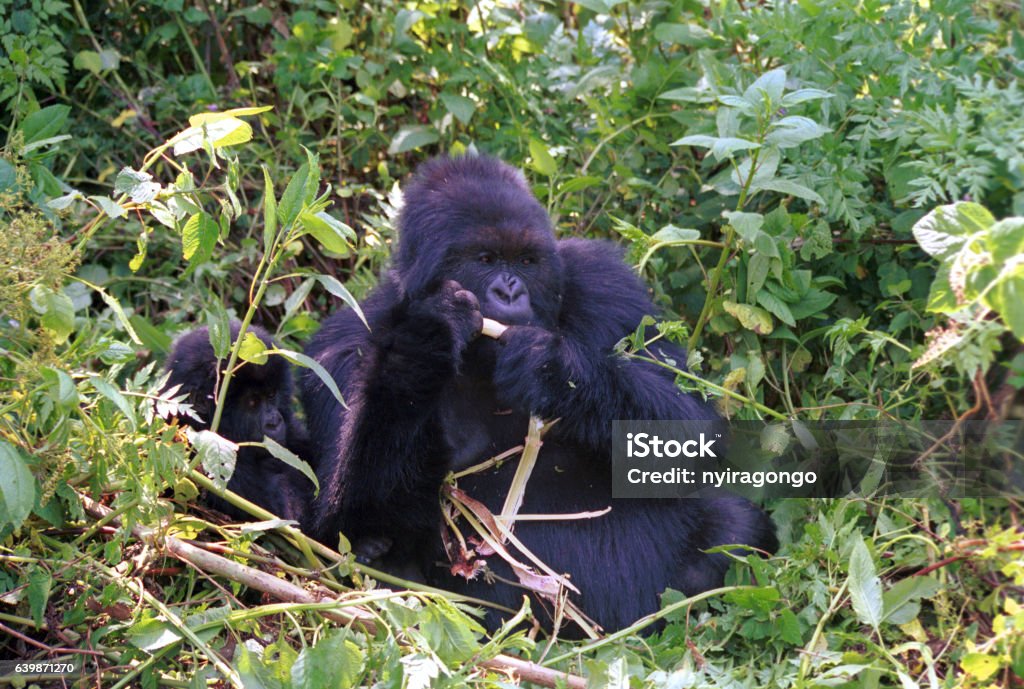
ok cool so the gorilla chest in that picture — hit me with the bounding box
[438,378,530,469]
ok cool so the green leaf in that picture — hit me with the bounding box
[274,348,347,410]
[882,576,941,624]
[181,212,219,265]
[0,441,36,530]
[291,630,365,689]
[765,116,831,148]
[27,567,52,627]
[29,285,75,344]
[388,126,439,155]
[781,88,833,107]
[912,202,994,258]
[193,430,238,490]
[171,117,254,155]
[90,377,137,431]
[723,301,774,334]
[263,437,319,495]
[300,211,355,255]
[987,217,1024,263]
[316,275,369,330]
[262,166,278,254]
[756,291,796,327]
[653,22,715,46]
[788,288,837,320]
[743,68,787,108]
[757,178,824,205]
[279,162,310,227]
[650,225,701,243]
[439,92,476,124]
[238,331,269,364]
[760,423,790,454]
[984,268,1024,340]
[848,535,883,629]
[778,608,803,644]
[961,653,1000,681]
[114,167,161,204]
[557,176,602,194]
[19,105,70,145]
[724,211,765,243]
[671,134,759,160]
[90,195,127,219]
[529,138,557,177]
[74,50,103,74]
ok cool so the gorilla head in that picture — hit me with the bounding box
[392,155,564,327]
[162,323,293,446]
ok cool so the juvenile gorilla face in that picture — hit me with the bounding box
[221,383,288,444]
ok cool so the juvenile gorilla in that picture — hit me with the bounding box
[163,324,313,522]
[301,156,777,632]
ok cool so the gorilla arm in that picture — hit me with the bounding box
[489,239,718,454]
[304,279,483,549]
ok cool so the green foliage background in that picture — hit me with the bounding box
[1,0,1023,687]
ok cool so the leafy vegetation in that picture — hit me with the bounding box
[1,0,1023,686]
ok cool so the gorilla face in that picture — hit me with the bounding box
[221,383,289,445]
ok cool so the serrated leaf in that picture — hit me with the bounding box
[848,535,884,628]
[760,423,790,454]
[984,269,1024,340]
[291,630,365,689]
[90,377,137,430]
[193,429,238,490]
[181,212,219,265]
[27,567,52,627]
[987,217,1024,263]
[114,167,161,204]
[0,441,36,530]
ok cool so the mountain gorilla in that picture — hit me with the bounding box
[163,324,314,522]
[301,155,777,633]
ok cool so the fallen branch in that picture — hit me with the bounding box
[78,492,586,689]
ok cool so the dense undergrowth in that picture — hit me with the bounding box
[1,0,1023,686]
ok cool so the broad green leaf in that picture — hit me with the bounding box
[653,22,715,46]
[658,87,716,103]
[47,190,84,210]
[558,176,602,194]
[788,288,837,320]
[171,118,254,155]
[279,162,310,227]
[985,268,1024,340]
[206,302,231,359]
[181,212,218,265]
[724,211,765,243]
[388,126,439,155]
[238,331,269,364]
[987,217,1024,263]
[29,285,75,344]
[74,50,103,74]
[650,225,701,243]
[882,576,941,624]
[732,148,780,188]
[848,535,884,629]
[90,195,127,219]
[912,202,994,258]
[0,441,36,530]
[760,424,790,454]
[671,134,759,160]
[263,437,319,494]
[743,68,786,108]
[439,92,476,124]
[960,653,1000,681]
[529,138,557,177]
[765,116,831,148]
[718,94,755,113]
[262,166,278,254]
[757,178,824,205]
[19,105,70,145]
[723,301,774,334]
[27,567,52,627]
[187,105,273,126]
[300,211,355,255]
[756,291,796,327]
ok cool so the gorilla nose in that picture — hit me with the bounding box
[489,275,525,304]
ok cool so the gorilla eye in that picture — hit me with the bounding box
[521,256,533,266]
[479,253,494,264]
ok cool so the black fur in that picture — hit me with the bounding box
[163,323,314,522]
[301,155,777,633]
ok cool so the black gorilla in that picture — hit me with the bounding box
[301,155,777,633]
[163,323,314,522]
